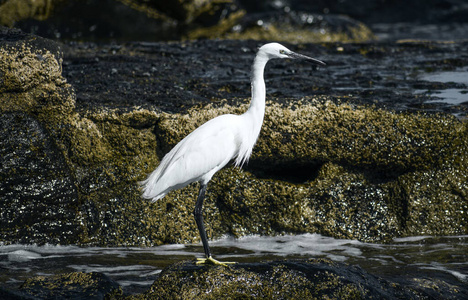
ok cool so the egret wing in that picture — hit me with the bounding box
[141,114,241,201]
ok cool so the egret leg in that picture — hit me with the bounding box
[193,183,235,267]
[194,184,211,258]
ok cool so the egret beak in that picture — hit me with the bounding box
[287,51,326,66]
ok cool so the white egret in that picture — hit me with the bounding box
[141,43,325,266]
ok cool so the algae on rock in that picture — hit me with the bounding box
[1,28,467,246]
[153,98,466,243]
[0,27,161,245]
[136,259,420,299]
[19,271,122,299]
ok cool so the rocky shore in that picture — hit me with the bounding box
[1,0,467,297]
[2,27,466,247]
[3,258,467,299]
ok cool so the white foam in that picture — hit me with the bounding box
[0,243,193,260]
[68,264,158,276]
[419,263,468,282]
[393,236,432,243]
[7,250,41,262]
[118,280,155,287]
[208,233,364,260]
[0,234,465,289]
[142,270,162,276]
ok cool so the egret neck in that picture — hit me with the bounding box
[235,52,268,167]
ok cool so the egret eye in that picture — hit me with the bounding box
[279,49,286,54]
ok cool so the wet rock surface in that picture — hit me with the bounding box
[0,112,81,244]
[1,0,468,298]
[1,0,374,42]
[140,259,420,299]
[62,39,468,116]
[3,259,467,299]
[3,0,467,42]
[1,27,467,247]
[0,27,81,244]
[5,272,122,299]
[140,259,468,299]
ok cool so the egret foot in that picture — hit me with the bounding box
[196,256,236,267]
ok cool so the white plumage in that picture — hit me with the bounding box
[141,114,243,200]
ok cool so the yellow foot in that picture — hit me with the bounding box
[196,256,236,267]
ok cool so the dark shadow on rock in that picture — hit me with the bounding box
[246,160,323,184]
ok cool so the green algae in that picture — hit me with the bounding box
[224,21,375,43]
[3,83,467,245]
[1,29,467,246]
[144,98,467,243]
[81,100,468,244]
[127,259,414,299]
[0,0,59,27]
[118,0,234,23]
[258,98,460,172]
[20,271,122,299]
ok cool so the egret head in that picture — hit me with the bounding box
[258,43,325,66]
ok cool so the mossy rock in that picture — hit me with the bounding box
[0,0,61,27]
[5,260,466,299]
[146,98,467,243]
[0,27,74,118]
[19,272,122,299]
[1,28,466,246]
[222,15,375,43]
[133,259,419,299]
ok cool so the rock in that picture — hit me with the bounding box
[173,100,467,242]
[118,0,234,23]
[3,259,467,299]
[18,272,122,299]
[134,259,449,299]
[0,112,81,244]
[3,0,468,42]
[1,28,467,247]
[0,0,243,41]
[0,27,81,244]
[0,0,60,27]
[221,11,374,43]
[0,26,71,110]
[2,0,374,42]
[0,286,36,300]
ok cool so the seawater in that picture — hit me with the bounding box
[1,234,467,294]
[416,67,468,108]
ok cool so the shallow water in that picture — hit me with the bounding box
[1,234,467,295]
[416,67,468,109]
